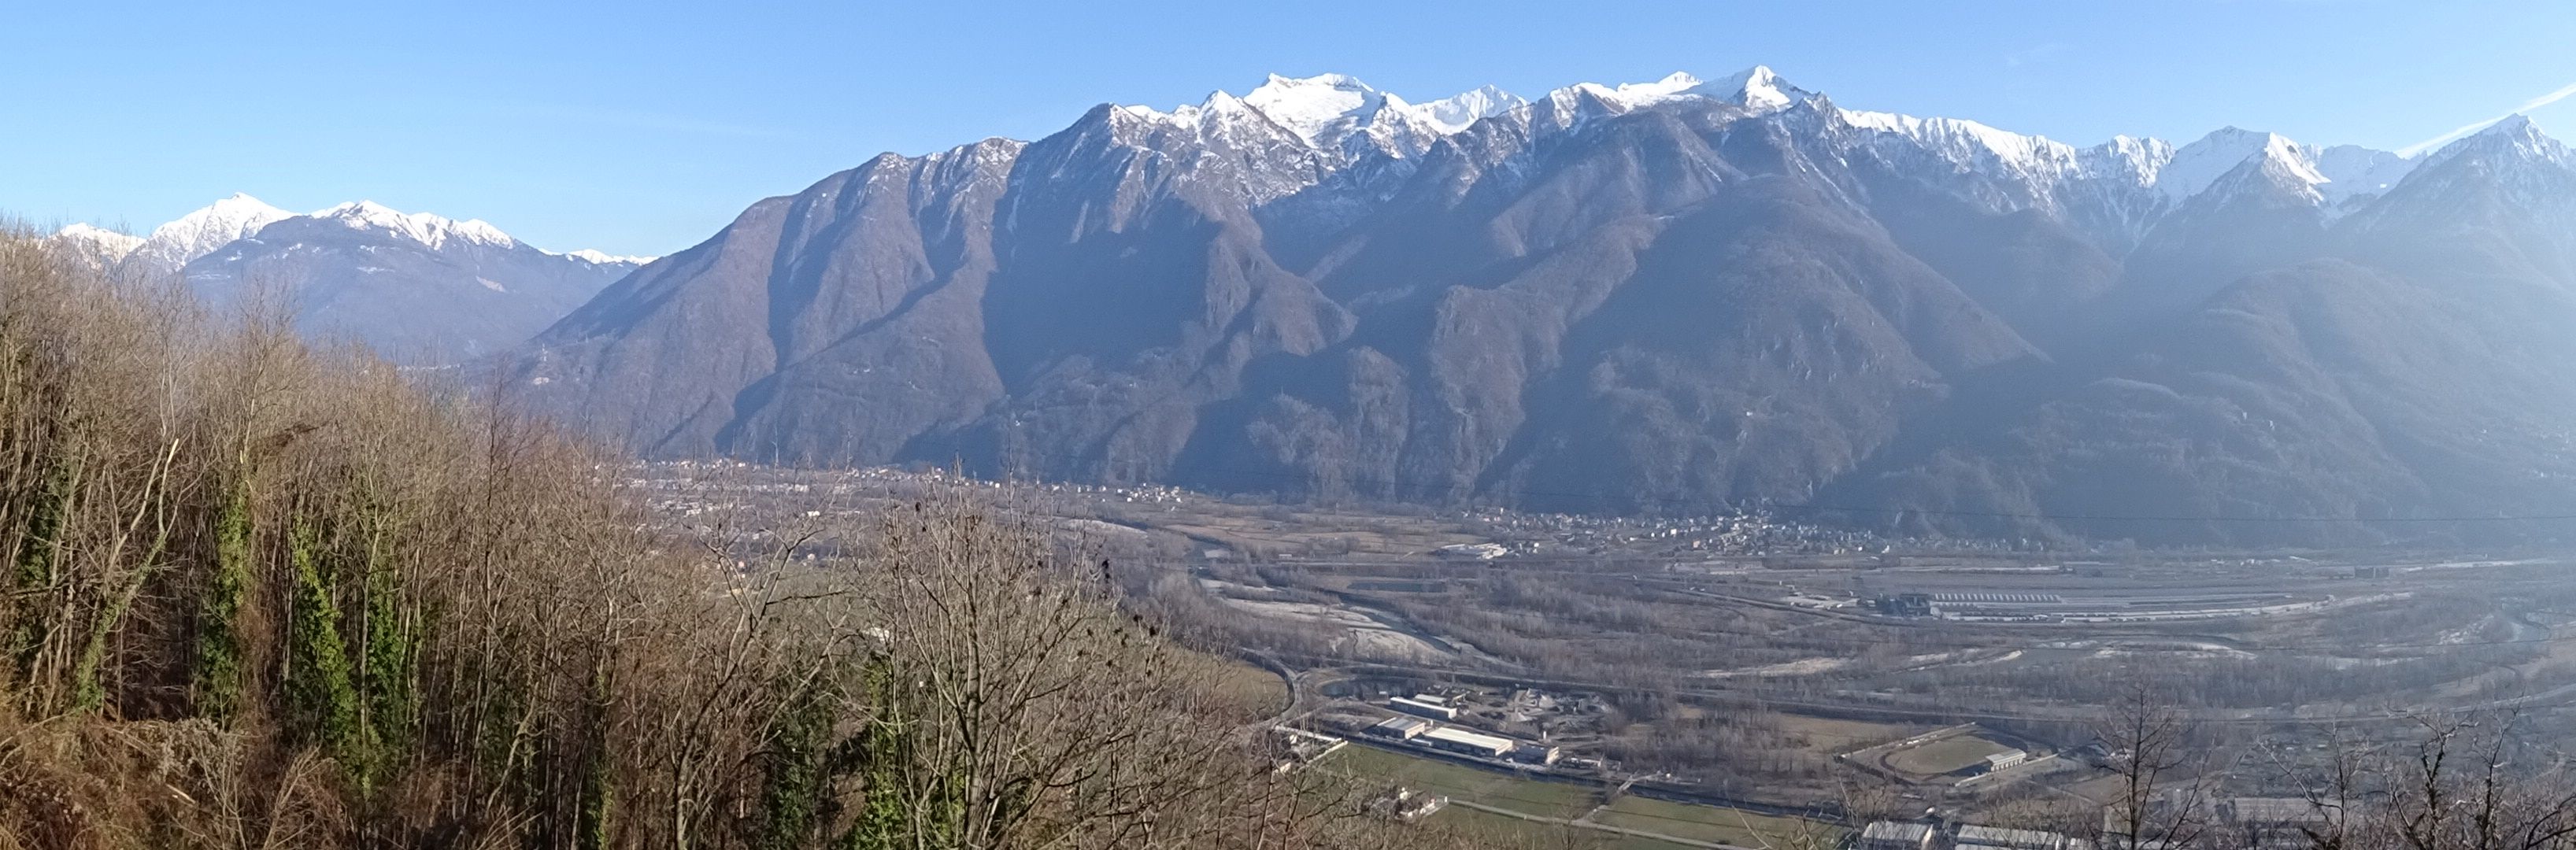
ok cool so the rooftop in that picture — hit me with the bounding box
[1419,726,1513,751]
[1958,825,2070,849]
[1861,822,1935,843]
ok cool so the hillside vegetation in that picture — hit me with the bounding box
[0,231,1509,849]
[508,73,2576,546]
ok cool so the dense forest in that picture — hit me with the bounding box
[0,230,1542,849]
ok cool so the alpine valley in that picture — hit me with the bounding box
[477,66,2576,545]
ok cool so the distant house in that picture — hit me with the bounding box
[1364,787,1447,822]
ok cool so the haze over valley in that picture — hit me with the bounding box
[65,65,2570,545]
[17,6,2576,848]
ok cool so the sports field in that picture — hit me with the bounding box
[1590,795,1844,848]
[1884,734,2019,777]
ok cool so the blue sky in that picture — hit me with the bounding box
[6,0,2573,257]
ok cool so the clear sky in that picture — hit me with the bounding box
[6,0,2574,257]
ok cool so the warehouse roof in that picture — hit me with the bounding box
[1369,716,1430,734]
[1861,822,1934,844]
[1957,826,2074,850]
[1419,726,1512,752]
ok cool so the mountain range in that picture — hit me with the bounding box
[437,67,2576,542]
[46,195,649,364]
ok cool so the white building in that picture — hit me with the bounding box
[1419,726,1513,758]
[1367,716,1430,740]
[1857,822,1936,850]
[1957,825,2081,850]
[1389,696,1460,721]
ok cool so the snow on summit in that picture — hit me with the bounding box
[1560,72,1708,110]
[1697,65,1811,112]
[311,201,517,250]
[1098,65,2445,215]
[119,193,294,276]
[1410,85,1524,134]
[1238,73,1390,146]
[560,249,658,266]
[299,202,652,264]
[48,224,145,261]
[50,196,652,276]
[1124,72,1526,157]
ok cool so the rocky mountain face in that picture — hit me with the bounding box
[507,68,2576,545]
[50,197,647,364]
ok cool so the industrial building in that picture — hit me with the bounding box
[1419,726,1515,758]
[1510,742,1561,766]
[1956,825,2084,850]
[1857,822,1937,850]
[1366,716,1430,740]
[1931,592,2065,604]
[1876,593,1936,617]
[1389,696,1459,721]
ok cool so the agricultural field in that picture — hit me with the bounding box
[1589,796,1844,849]
[1425,805,1696,850]
[1326,744,1601,819]
[1197,654,1291,719]
[1772,715,1920,756]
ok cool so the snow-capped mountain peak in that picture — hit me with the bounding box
[1240,72,1390,147]
[2156,128,2325,201]
[48,223,146,262]
[2480,113,2541,140]
[1118,73,1526,164]
[1555,72,1707,112]
[2079,135,2179,187]
[1694,65,1812,113]
[1406,84,1527,134]
[116,193,295,277]
[1839,108,2082,178]
[2311,144,2417,204]
[167,193,292,234]
[561,249,659,266]
[309,201,517,250]
[2419,113,2568,171]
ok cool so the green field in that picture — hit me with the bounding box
[1328,744,1845,849]
[1326,744,1602,819]
[1426,804,1697,850]
[1885,734,2019,778]
[1590,796,1845,848]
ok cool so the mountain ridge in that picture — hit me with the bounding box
[502,66,2576,545]
[48,196,651,364]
